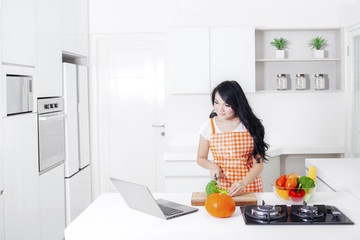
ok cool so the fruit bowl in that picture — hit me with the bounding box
[272,183,316,205]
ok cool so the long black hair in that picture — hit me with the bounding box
[210,80,269,162]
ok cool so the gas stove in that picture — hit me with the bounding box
[241,201,354,225]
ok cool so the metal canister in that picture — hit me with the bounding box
[277,74,287,90]
[314,74,325,90]
[296,74,306,90]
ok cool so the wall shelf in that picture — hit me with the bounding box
[256,58,341,62]
[255,28,343,92]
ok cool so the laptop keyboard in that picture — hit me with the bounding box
[158,204,184,216]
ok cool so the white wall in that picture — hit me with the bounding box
[89,0,359,149]
[89,0,360,34]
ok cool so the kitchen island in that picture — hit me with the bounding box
[65,192,360,240]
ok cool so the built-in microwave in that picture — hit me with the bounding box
[6,74,33,116]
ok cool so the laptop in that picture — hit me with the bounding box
[110,177,198,220]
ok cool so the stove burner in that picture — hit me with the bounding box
[251,205,281,217]
[298,205,318,215]
[245,201,287,222]
[291,202,325,221]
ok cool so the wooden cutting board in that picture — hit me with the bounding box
[191,192,257,206]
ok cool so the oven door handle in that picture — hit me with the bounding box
[38,113,66,122]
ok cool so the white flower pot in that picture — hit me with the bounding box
[276,50,285,59]
[315,50,324,58]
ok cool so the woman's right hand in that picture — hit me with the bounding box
[210,164,222,180]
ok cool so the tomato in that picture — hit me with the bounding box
[287,173,299,179]
[276,188,290,200]
[285,178,298,189]
[275,175,287,187]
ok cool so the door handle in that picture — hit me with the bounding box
[152,124,165,128]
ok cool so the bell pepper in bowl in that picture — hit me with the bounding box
[289,184,306,202]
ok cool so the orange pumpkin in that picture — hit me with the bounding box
[205,193,236,218]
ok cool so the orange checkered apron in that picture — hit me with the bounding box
[209,117,263,192]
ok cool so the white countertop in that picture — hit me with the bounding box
[65,192,360,240]
[305,158,360,199]
[164,144,345,160]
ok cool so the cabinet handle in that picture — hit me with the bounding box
[0,190,3,196]
[152,124,165,128]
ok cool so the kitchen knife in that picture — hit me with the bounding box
[215,174,222,190]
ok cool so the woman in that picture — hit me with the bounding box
[197,80,269,196]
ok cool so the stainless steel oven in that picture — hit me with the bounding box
[37,97,66,174]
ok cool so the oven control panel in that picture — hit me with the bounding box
[37,97,64,114]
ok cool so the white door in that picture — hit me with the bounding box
[78,65,91,168]
[63,63,80,177]
[349,26,360,157]
[97,35,165,192]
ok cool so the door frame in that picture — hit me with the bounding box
[346,23,360,157]
[89,33,165,197]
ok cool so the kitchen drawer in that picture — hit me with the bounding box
[164,177,210,193]
[163,161,210,193]
[164,161,209,177]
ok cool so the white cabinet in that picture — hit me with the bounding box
[61,0,89,56]
[63,63,80,177]
[0,120,3,192]
[163,155,279,192]
[65,165,92,225]
[163,160,210,192]
[210,27,255,93]
[165,27,255,94]
[78,65,91,168]
[261,156,280,192]
[36,0,63,97]
[165,27,210,93]
[63,63,91,172]
[1,0,36,66]
[39,164,66,240]
[3,113,40,240]
[0,193,4,240]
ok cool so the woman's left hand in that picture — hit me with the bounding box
[228,181,246,197]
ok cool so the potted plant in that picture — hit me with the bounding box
[308,36,327,58]
[270,37,288,58]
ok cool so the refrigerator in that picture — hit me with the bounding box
[63,62,92,226]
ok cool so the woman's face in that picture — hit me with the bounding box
[214,92,236,120]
